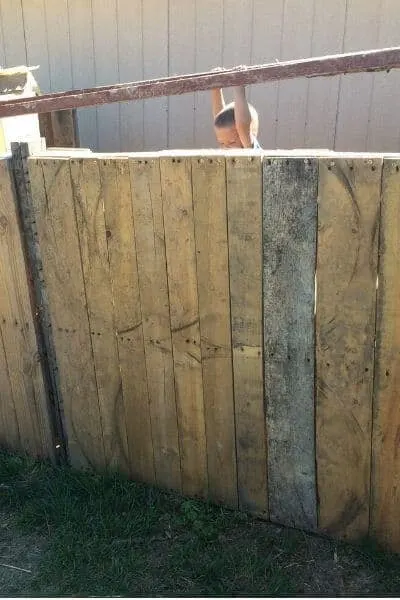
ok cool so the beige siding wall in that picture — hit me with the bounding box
[0,0,399,152]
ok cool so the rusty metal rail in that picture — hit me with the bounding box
[1,46,400,118]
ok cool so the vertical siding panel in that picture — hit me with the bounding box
[250,0,284,149]
[68,0,97,150]
[366,0,400,152]
[276,0,313,149]
[334,0,382,151]
[142,0,168,150]
[194,0,223,148]
[222,0,253,67]
[117,0,144,152]
[92,0,120,152]
[305,0,346,149]
[44,0,72,91]
[0,0,27,66]
[21,0,50,92]
[168,0,195,149]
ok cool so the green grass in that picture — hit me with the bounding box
[1,450,400,597]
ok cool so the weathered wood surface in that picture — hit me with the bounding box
[227,155,267,514]
[101,158,154,482]
[192,156,237,507]
[2,47,400,117]
[160,157,208,498]
[263,157,317,529]
[371,159,400,552]
[39,110,79,148]
[70,158,127,472]
[29,158,105,468]
[316,158,381,539]
[0,159,53,459]
[129,157,180,490]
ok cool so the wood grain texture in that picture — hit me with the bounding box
[101,158,155,483]
[129,157,180,491]
[227,155,267,514]
[263,157,317,529]
[70,158,127,472]
[192,156,237,508]
[316,157,381,539]
[29,158,104,468]
[160,157,207,498]
[0,160,53,459]
[371,159,400,552]
[0,325,19,452]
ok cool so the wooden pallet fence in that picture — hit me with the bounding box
[0,158,54,459]
[0,150,398,553]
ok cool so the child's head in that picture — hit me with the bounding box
[214,102,259,148]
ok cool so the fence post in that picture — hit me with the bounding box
[10,141,68,464]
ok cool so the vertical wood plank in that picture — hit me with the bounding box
[160,156,207,498]
[70,158,127,472]
[0,0,27,66]
[117,0,144,152]
[29,158,105,468]
[250,0,284,149]
[366,0,400,152]
[334,0,381,151]
[276,0,313,149]
[371,159,400,552]
[92,0,120,152]
[44,0,72,92]
[168,0,195,149]
[21,0,51,92]
[194,0,223,148]
[263,157,317,529]
[192,156,237,508]
[227,154,267,514]
[142,0,168,150]
[129,157,180,491]
[305,0,346,149]
[68,0,97,150]
[101,158,155,483]
[0,327,19,452]
[0,160,52,458]
[316,157,381,539]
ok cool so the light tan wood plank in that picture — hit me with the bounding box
[192,156,237,508]
[160,156,207,498]
[129,157,181,491]
[70,158,128,472]
[0,301,20,452]
[226,155,267,514]
[371,159,400,552]
[0,160,53,459]
[29,157,104,468]
[101,158,155,483]
[316,157,381,539]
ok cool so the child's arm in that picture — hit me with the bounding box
[233,86,253,148]
[211,88,225,118]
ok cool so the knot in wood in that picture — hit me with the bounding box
[0,215,8,235]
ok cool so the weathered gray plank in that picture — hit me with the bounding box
[263,156,317,530]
